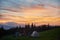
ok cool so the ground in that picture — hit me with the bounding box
[0,28,60,40]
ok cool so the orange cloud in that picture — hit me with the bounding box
[0,4,60,25]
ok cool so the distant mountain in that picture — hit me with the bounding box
[0,22,25,30]
[5,22,18,27]
[5,22,25,27]
[0,22,18,30]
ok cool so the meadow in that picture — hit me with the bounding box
[0,28,60,40]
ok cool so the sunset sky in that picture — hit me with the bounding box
[0,0,60,25]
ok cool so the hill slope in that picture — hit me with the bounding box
[0,28,60,40]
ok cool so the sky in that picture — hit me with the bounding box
[0,0,60,25]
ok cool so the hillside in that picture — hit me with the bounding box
[0,28,60,40]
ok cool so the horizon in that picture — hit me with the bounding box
[0,22,60,26]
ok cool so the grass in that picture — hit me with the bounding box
[0,28,60,40]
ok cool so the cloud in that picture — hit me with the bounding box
[0,14,2,19]
[0,0,60,25]
[0,0,60,8]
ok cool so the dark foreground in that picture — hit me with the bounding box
[0,28,60,40]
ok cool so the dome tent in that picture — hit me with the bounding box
[31,31,39,37]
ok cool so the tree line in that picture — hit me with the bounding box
[0,23,60,38]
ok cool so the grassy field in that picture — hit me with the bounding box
[0,28,60,40]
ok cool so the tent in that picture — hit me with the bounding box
[31,31,39,37]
